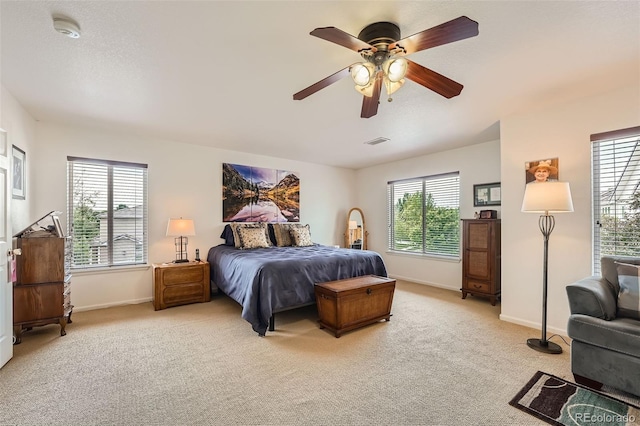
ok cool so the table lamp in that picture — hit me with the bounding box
[166,218,196,263]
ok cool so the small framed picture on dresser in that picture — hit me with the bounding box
[52,215,65,237]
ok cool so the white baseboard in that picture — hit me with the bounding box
[73,297,152,313]
[499,313,568,338]
[390,275,569,337]
[388,274,459,292]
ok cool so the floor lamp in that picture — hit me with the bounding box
[521,181,574,354]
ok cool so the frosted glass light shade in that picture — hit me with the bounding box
[351,62,375,87]
[166,218,196,236]
[384,77,405,96]
[382,58,408,82]
[354,82,375,97]
[521,182,574,214]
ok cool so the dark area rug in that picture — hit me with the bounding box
[510,371,640,425]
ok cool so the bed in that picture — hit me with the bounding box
[207,243,387,336]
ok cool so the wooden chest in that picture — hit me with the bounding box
[314,275,395,337]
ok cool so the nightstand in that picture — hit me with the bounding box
[152,261,210,310]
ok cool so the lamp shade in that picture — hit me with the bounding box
[351,62,375,87]
[349,220,358,230]
[382,58,408,82]
[521,182,574,214]
[384,77,405,96]
[166,218,196,236]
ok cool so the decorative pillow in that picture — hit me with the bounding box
[237,226,270,249]
[290,225,313,247]
[272,223,307,247]
[220,224,235,246]
[272,223,292,247]
[615,262,640,320]
[267,223,277,246]
[229,223,271,249]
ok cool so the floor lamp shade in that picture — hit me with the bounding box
[166,218,196,263]
[521,181,573,354]
[521,182,574,214]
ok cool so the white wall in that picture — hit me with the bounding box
[356,140,501,290]
[1,86,37,232]
[32,122,356,311]
[500,84,640,336]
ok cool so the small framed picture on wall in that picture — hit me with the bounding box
[473,182,501,207]
[12,145,26,200]
[525,158,559,184]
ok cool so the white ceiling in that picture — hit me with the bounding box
[1,1,639,169]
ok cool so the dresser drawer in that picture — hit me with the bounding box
[465,280,490,294]
[161,265,205,285]
[14,282,64,324]
[162,282,207,306]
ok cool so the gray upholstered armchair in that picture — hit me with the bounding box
[566,255,640,397]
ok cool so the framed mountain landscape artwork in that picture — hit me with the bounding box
[222,163,300,222]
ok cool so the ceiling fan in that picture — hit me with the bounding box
[293,16,479,118]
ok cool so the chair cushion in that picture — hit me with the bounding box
[568,314,640,357]
[601,255,640,295]
[616,262,640,320]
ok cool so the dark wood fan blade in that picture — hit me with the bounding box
[310,27,376,53]
[293,66,351,100]
[405,59,463,98]
[361,73,382,118]
[389,16,478,55]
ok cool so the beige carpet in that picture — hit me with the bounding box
[0,280,603,425]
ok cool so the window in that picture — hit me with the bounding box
[592,126,640,274]
[387,172,460,258]
[67,156,148,269]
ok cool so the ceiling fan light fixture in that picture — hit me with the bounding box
[355,81,375,97]
[350,62,375,87]
[384,77,405,98]
[382,58,407,82]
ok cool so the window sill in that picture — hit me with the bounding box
[70,264,151,276]
[385,250,460,263]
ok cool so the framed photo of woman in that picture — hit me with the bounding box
[525,158,559,184]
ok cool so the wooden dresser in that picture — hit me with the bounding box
[13,234,72,344]
[153,261,210,310]
[461,219,501,305]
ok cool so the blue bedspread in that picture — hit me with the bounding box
[207,244,387,335]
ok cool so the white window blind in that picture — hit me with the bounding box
[387,172,460,257]
[67,157,148,269]
[592,126,640,274]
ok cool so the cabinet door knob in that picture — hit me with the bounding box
[7,248,22,256]
[366,288,372,295]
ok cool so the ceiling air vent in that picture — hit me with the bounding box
[363,137,389,146]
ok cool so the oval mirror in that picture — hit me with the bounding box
[345,207,366,249]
